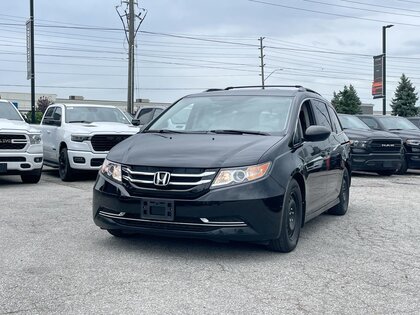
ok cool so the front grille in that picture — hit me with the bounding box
[90,134,132,152]
[0,157,26,162]
[91,158,105,167]
[122,165,218,199]
[113,218,218,232]
[369,139,402,153]
[0,134,27,150]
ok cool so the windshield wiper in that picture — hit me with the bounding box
[144,129,186,134]
[68,120,92,124]
[208,129,270,136]
[388,128,404,131]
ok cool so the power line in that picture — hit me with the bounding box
[339,0,420,14]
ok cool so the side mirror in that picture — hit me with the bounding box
[132,118,140,126]
[305,125,331,142]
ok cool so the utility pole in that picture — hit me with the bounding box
[29,0,35,123]
[259,37,265,89]
[382,24,393,115]
[116,1,147,114]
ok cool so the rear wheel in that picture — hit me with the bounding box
[21,169,42,184]
[328,168,350,216]
[268,179,302,253]
[59,147,76,181]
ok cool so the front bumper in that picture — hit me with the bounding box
[406,152,420,169]
[93,174,286,242]
[67,150,106,170]
[351,152,402,172]
[0,151,43,174]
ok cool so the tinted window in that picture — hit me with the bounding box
[327,106,343,133]
[53,107,62,121]
[44,107,55,118]
[339,115,369,130]
[376,116,418,130]
[0,101,23,121]
[312,100,332,131]
[138,108,154,125]
[359,117,379,130]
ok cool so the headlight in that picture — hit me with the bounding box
[28,133,42,144]
[350,140,368,148]
[100,159,122,182]
[211,162,271,188]
[406,139,420,146]
[71,134,91,142]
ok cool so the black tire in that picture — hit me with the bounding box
[59,147,76,181]
[268,179,302,253]
[21,168,42,184]
[376,170,395,176]
[107,229,128,238]
[396,154,408,175]
[328,168,350,216]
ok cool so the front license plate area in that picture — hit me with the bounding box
[0,163,7,174]
[383,161,394,168]
[141,199,174,221]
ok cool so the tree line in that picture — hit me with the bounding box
[331,74,419,116]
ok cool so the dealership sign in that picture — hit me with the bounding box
[372,54,384,99]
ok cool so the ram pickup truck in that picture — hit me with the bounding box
[37,104,138,181]
[0,100,43,183]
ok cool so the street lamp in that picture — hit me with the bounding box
[264,68,284,83]
[382,24,393,115]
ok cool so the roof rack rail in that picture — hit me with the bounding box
[204,88,224,92]
[223,85,321,96]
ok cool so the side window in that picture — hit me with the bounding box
[138,108,154,125]
[42,107,55,125]
[312,100,332,131]
[327,106,342,133]
[53,107,62,122]
[152,108,163,120]
[298,100,316,138]
[360,117,379,130]
[293,119,304,145]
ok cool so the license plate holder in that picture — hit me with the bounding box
[0,163,7,174]
[383,161,394,168]
[141,199,175,221]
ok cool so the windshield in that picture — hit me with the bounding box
[377,116,419,130]
[147,95,293,134]
[65,106,130,124]
[339,115,370,130]
[0,101,23,121]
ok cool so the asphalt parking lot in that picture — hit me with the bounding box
[0,169,419,314]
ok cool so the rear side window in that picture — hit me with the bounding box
[359,117,379,130]
[312,100,332,131]
[327,106,342,133]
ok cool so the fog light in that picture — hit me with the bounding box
[73,157,86,164]
[34,157,43,163]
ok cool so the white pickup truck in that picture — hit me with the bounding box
[0,100,43,183]
[37,104,138,181]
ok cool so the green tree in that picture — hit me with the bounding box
[391,74,419,117]
[331,84,362,114]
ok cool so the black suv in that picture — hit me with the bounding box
[358,115,420,174]
[93,86,351,252]
[338,114,403,176]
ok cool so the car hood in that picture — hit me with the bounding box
[344,128,401,140]
[0,119,38,133]
[387,129,420,140]
[67,122,139,134]
[107,133,283,168]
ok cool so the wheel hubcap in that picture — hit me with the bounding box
[287,195,297,238]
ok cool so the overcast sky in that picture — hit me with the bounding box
[1,0,419,111]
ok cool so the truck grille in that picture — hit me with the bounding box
[369,139,402,153]
[0,134,27,150]
[90,134,132,152]
[122,165,218,199]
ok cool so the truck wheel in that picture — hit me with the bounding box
[59,147,76,181]
[267,179,302,253]
[21,169,42,184]
[328,168,350,216]
[396,155,408,175]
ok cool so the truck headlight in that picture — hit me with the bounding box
[406,139,420,146]
[71,134,91,142]
[350,140,368,148]
[28,133,42,144]
[100,159,122,182]
[211,162,271,188]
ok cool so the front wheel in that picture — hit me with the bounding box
[59,147,76,181]
[267,179,302,253]
[21,169,42,184]
[328,168,350,216]
[396,154,408,175]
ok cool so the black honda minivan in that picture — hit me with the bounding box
[93,86,351,252]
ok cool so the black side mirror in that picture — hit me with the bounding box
[132,119,140,126]
[305,125,331,142]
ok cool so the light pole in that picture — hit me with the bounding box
[382,24,393,115]
[264,68,283,83]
